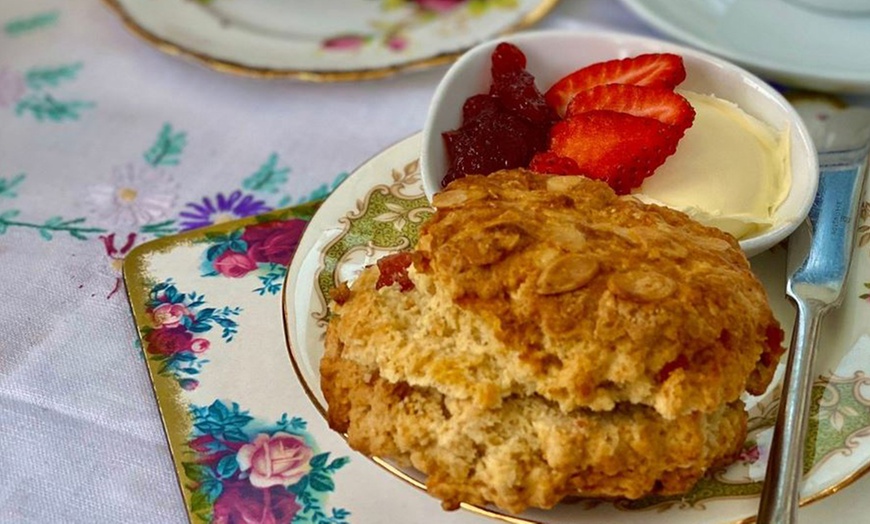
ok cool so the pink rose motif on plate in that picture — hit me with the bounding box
[143,280,240,387]
[184,401,350,522]
[213,481,301,524]
[386,34,409,52]
[144,326,193,356]
[322,34,368,51]
[151,303,191,328]
[413,0,465,12]
[237,433,314,488]
[738,444,761,464]
[213,250,258,278]
[190,338,210,353]
[241,219,307,266]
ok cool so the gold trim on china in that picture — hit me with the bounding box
[101,0,562,82]
[123,202,321,522]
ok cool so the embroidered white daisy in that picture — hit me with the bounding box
[87,162,178,227]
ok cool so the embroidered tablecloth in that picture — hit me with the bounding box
[1,1,869,523]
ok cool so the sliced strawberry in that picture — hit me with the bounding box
[529,151,583,176]
[545,53,687,116]
[547,110,681,194]
[565,84,695,137]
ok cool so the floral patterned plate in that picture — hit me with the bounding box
[283,133,870,524]
[124,203,492,524]
[103,0,560,81]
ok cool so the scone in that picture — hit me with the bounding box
[321,169,785,512]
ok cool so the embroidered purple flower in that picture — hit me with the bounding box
[179,191,272,231]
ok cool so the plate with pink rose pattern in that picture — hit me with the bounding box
[125,201,501,524]
[104,0,560,81]
[283,133,870,524]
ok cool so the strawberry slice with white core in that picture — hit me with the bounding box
[565,84,695,137]
[545,53,687,117]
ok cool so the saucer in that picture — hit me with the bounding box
[104,0,560,81]
[620,0,870,93]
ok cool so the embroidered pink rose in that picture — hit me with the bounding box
[213,251,258,278]
[241,219,306,266]
[413,0,465,12]
[322,34,367,51]
[144,326,193,356]
[236,433,313,488]
[151,303,191,328]
[190,338,210,353]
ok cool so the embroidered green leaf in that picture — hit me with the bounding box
[4,11,59,36]
[15,93,94,122]
[0,210,19,234]
[25,63,82,90]
[144,123,187,167]
[0,173,26,199]
[140,219,178,237]
[243,153,290,194]
[0,212,104,240]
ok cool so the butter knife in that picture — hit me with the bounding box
[756,117,870,524]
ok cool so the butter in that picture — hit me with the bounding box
[636,91,791,240]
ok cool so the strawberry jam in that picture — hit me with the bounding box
[375,252,415,292]
[442,43,556,187]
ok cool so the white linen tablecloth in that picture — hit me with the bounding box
[1,1,867,522]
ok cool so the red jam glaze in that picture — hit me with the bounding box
[441,43,556,187]
[375,252,415,292]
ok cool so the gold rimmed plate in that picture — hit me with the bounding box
[104,0,560,81]
[282,133,870,523]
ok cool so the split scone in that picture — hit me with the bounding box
[321,169,785,513]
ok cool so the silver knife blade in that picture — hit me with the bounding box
[757,138,869,523]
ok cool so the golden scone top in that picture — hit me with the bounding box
[412,169,783,418]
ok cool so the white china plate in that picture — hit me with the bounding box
[105,0,559,81]
[619,0,870,93]
[283,133,870,524]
